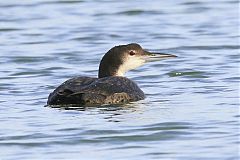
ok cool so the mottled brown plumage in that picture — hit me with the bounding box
[47,76,144,105]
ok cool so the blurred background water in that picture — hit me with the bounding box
[0,0,239,159]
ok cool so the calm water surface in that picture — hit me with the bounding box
[0,0,239,159]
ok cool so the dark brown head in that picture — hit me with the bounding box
[98,43,176,78]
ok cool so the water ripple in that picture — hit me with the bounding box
[0,0,239,159]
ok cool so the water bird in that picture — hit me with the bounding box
[47,43,176,106]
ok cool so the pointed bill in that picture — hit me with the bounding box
[143,50,177,62]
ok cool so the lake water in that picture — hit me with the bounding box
[0,0,239,159]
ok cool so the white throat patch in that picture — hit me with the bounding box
[116,56,145,76]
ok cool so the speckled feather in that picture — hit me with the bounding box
[47,76,145,106]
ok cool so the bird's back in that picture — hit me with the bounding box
[47,76,145,106]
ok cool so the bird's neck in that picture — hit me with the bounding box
[98,57,125,78]
[98,63,123,78]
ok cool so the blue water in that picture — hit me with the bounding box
[0,0,239,159]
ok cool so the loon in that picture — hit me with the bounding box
[47,43,176,106]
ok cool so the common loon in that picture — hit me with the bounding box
[47,43,176,106]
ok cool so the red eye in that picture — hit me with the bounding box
[129,51,135,56]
